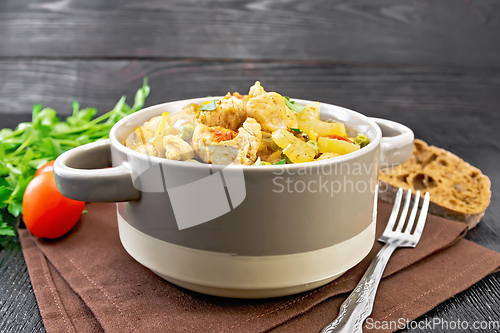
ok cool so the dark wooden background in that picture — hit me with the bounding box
[1,0,500,332]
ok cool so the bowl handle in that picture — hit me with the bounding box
[53,140,140,202]
[369,118,414,169]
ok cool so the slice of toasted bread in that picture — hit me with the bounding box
[379,139,491,228]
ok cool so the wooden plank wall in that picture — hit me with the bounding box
[1,0,499,68]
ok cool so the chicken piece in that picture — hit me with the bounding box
[163,135,195,161]
[230,118,262,165]
[192,124,238,164]
[246,91,298,133]
[192,118,262,165]
[129,142,158,157]
[169,103,199,135]
[192,125,237,149]
[196,93,247,131]
[248,81,266,97]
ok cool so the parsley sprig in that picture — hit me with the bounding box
[0,79,150,243]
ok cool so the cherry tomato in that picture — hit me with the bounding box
[34,160,55,177]
[23,171,86,239]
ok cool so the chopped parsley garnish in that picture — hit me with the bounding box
[273,159,286,165]
[199,100,218,111]
[290,128,302,133]
[284,96,305,113]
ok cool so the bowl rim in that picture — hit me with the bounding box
[109,96,382,171]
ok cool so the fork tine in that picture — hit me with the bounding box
[412,192,430,242]
[383,188,403,233]
[394,189,412,233]
[404,190,420,234]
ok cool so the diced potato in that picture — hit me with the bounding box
[271,129,293,149]
[283,144,315,164]
[262,131,280,151]
[318,137,360,155]
[272,129,315,163]
[267,150,283,164]
[305,129,318,142]
[316,152,341,161]
[297,102,347,137]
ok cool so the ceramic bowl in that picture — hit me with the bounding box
[53,97,413,298]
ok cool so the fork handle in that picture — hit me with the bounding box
[321,242,398,333]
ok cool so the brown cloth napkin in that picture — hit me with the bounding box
[19,201,500,333]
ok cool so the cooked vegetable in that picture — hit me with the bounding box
[233,92,245,100]
[262,132,280,151]
[253,157,272,166]
[199,100,218,111]
[0,79,150,240]
[316,152,341,160]
[284,97,305,113]
[126,81,370,167]
[267,150,283,164]
[272,129,316,163]
[23,171,86,239]
[354,134,370,148]
[179,124,195,141]
[307,140,319,154]
[297,102,347,137]
[318,137,360,155]
[152,112,170,157]
[325,134,352,143]
[273,159,286,165]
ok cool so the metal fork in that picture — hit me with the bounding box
[321,189,430,333]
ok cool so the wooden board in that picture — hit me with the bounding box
[1,0,500,68]
[1,1,500,330]
[0,243,46,333]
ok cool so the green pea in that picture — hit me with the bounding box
[179,124,195,141]
[354,134,370,148]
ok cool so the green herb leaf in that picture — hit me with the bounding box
[0,79,151,240]
[28,158,51,170]
[0,187,12,208]
[290,128,302,133]
[0,162,9,177]
[273,159,286,165]
[7,202,22,217]
[0,222,15,236]
[131,78,151,112]
[199,100,218,111]
[284,97,305,113]
[9,176,33,204]
[67,103,98,127]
